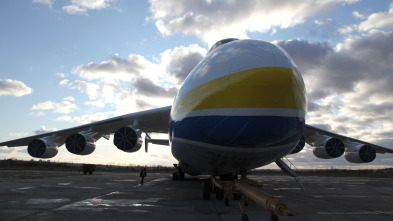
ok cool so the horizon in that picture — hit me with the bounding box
[2,158,393,171]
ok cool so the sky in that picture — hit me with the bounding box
[0,0,393,169]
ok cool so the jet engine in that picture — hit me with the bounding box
[113,126,143,153]
[27,139,58,158]
[345,142,376,163]
[311,135,345,159]
[65,132,96,155]
[291,135,305,154]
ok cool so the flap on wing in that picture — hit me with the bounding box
[304,124,393,154]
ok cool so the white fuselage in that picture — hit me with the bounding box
[169,39,307,176]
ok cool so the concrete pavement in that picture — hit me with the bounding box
[0,170,392,221]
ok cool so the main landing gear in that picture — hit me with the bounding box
[172,164,185,181]
[202,174,293,221]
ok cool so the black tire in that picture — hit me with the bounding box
[83,170,87,175]
[216,188,224,200]
[271,214,279,221]
[172,172,178,181]
[233,193,241,200]
[178,172,185,180]
[89,171,93,175]
[203,180,211,200]
[224,197,229,206]
[241,213,249,221]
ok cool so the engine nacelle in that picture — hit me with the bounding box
[291,135,305,154]
[113,126,143,153]
[65,132,96,155]
[345,143,376,163]
[311,135,345,159]
[27,139,58,158]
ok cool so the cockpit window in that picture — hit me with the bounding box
[208,38,239,53]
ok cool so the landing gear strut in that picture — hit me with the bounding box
[172,164,185,181]
[202,180,211,200]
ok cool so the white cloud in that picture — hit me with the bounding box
[160,44,207,84]
[85,100,105,108]
[32,0,55,8]
[36,112,46,117]
[352,10,365,19]
[56,112,109,125]
[72,54,152,81]
[32,101,55,110]
[314,18,333,26]
[62,44,205,114]
[279,31,393,100]
[54,101,78,114]
[338,24,354,35]
[56,73,66,78]
[340,0,360,4]
[358,3,393,32]
[34,126,58,135]
[0,79,33,97]
[133,78,178,97]
[59,79,100,100]
[62,0,113,15]
[63,96,75,102]
[32,97,78,114]
[148,0,355,45]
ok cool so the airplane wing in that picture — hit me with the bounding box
[0,106,171,148]
[304,124,393,154]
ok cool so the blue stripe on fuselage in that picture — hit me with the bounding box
[170,115,305,149]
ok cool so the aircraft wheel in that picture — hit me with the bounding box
[233,193,241,200]
[216,188,224,200]
[203,180,211,200]
[83,170,87,175]
[241,213,249,221]
[271,214,279,221]
[224,197,229,206]
[178,171,185,180]
[172,172,178,181]
[89,171,93,175]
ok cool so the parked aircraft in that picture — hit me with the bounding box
[1,39,392,220]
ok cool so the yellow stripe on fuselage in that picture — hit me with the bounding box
[172,67,307,118]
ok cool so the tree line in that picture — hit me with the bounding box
[0,158,174,172]
[1,158,392,177]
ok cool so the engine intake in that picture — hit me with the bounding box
[311,136,345,159]
[113,126,143,153]
[65,132,96,155]
[345,143,376,163]
[28,139,58,158]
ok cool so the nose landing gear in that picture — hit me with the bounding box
[172,164,185,181]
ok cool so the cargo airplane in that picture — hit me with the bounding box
[1,39,392,220]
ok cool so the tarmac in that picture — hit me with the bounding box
[0,169,392,221]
